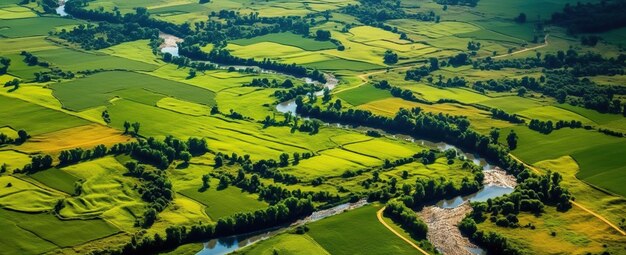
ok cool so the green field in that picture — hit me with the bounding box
[30,168,80,194]
[0,95,89,135]
[179,178,268,220]
[336,84,392,105]
[51,71,216,111]
[307,204,417,255]
[0,17,82,37]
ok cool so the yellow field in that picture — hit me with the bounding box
[0,6,37,19]
[0,176,63,212]
[15,124,132,154]
[0,150,32,170]
[157,97,213,116]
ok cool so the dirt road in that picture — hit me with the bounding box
[376,207,430,255]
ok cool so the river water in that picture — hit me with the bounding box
[56,0,67,16]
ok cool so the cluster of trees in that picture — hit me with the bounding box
[0,129,29,146]
[529,119,584,134]
[373,80,421,102]
[57,22,158,50]
[58,144,108,165]
[65,1,191,37]
[245,78,295,88]
[472,77,540,93]
[434,75,467,88]
[448,52,470,67]
[40,0,58,13]
[384,200,428,239]
[580,35,601,46]
[295,100,527,176]
[598,128,625,138]
[33,68,75,82]
[126,136,207,169]
[550,1,626,34]
[383,50,398,64]
[124,162,174,227]
[435,0,479,7]
[342,0,436,29]
[315,30,331,41]
[490,109,524,124]
[475,50,625,77]
[0,57,9,75]
[17,155,53,174]
[467,41,481,51]
[458,220,522,255]
[21,51,49,67]
[404,58,439,81]
[273,83,318,102]
[181,47,326,83]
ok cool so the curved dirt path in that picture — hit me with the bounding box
[493,34,549,59]
[508,153,626,236]
[376,207,430,255]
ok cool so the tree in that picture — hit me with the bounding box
[187,68,197,79]
[17,129,29,144]
[489,128,500,144]
[315,30,331,41]
[201,174,210,189]
[383,50,398,64]
[506,130,518,150]
[293,152,300,165]
[214,155,223,168]
[515,13,526,23]
[123,121,131,134]
[180,151,191,163]
[322,87,331,102]
[517,87,527,97]
[131,122,141,135]
[279,153,289,167]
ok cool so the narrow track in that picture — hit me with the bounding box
[376,207,430,255]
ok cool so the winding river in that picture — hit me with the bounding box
[56,0,68,16]
[151,32,512,255]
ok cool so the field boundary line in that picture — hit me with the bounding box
[376,207,430,255]
[509,153,626,236]
[493,34,549,59]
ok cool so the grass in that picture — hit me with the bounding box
[0,210,59,255]
[231,32,336,51]
[51,71,216,111]
[342,138,420,160]
[0,17,82,37]
[0,149,31,170]
[571,141,626,197]
[336,84,392,106]
[34,48,158,72]
[15,124,131,154]
[98,39,163,65]
[0,208,120,248]
[504,126,623,164]
[0,36,58,53]
[476,206,626,255]
[0,95,89,135]
[0,176,63,212]
[58,157,145,231]
[534,156,626,229]
[30,168,80,194]
[236,232,330,255]
[179,177,268,220]
[307,203,417,255]
[0,6,37,20]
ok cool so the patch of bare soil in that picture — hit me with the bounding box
[158,32,183,49]
[420,203,476,255]
[483,167,517,188]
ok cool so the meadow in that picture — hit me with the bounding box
[51,71,216,111]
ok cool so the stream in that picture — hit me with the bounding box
[195,200,368,255]
[56,0,67,16]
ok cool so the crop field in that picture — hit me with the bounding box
[35,48,159,72]
[0,17,82,37]
[1,0,625,254]
[336,84,392,105]
[307,204,417,255]
[179,179,268,220]
[51,71,216,111]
